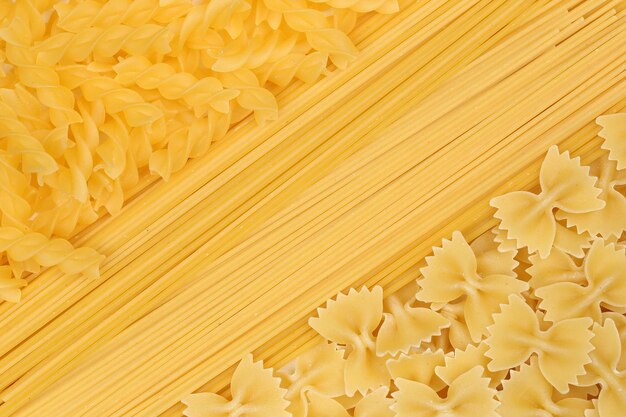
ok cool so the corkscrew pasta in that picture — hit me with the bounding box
[0,0,389,297]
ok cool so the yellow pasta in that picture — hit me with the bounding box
[491,146,604,258]
[597,113,626,170]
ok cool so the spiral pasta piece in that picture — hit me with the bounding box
[486,295,594,393]
[54,0,192,32]
[309,0,400,14]
[0,151,33,230]
[0,226,104,278]
[113,56,239,116]
[0,264,27,303]
[35,23,172,66]
[57,64,163,127]
[257,50,328,86]
[219,68,278,125]
[0,99,58,176]
[263,0,359,68]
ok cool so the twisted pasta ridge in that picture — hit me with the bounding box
[2,47,81,128]
[58,64,163,127]
[0,226,104,278]
[171,0,251,52]
[88,171,124,215]
[491,145,604,258]
[31,197,98,238]
[149,115,221,181]
[0,100,58,176]
[35,24,172,66]
[278,343,346,417]
[0,151,33,230]
[113,56,238,116]
[219,68,278,125]
[310,0,400,14]
[486,295,594,393]
[535,239,626,322]
[0,265,27,303]
[263,0,359,68]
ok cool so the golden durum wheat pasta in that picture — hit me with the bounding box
[0,0,625,416]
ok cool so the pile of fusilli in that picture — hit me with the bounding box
[0,0,398,302]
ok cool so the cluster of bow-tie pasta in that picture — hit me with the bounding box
[0,0,399,303]
[181,113,626,417]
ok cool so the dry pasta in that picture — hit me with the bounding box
[181,137,626,417]
[0,0,389,293]
[1,1,625,415]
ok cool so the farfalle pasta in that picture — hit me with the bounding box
[386,350,447,392]
[392,367,499,417]
[417,231,528,343]
[309,286,389,395]
[182,354,289,417]
[597,113,626,170]
[535,239,626,322]
[486,295,593,393]
[491,145,604,258]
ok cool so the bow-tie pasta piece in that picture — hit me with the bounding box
[181,354,289,417]
[306,391,351,417]
[602,312,626,370]
[597,113,626,170]
[417,231,528,343]
[353,386,394,417]
[491,145,604,258]
[309,286,389,395]
[278,343,346,417]
[577,319,626,417]
[553,222,592,258]
[470,231,518,277]
[492,227,519,253]
[485,295,593,393]
[386,350,448,392]
[376,291,449,356]
[556,155,626,238]
[391,366,499,417]
[431,301,473,351]
[498,357,592,417]
[0,265,26,303]
[435,342,507,389]
[535,239,626,322]
[527,247,585,291]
